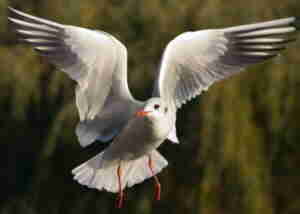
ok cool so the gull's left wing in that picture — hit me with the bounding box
[153,17,299,144]
[154,17,299,109]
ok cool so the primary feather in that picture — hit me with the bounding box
[8,7,141,146]
[154,17,298,109]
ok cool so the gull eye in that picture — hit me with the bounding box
[154,104,160,110]
[164,107,168,113]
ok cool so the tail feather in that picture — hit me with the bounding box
[72,150,168,193]
[127,150,167,187]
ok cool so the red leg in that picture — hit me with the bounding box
[148,155,161,201]
[116,163,124,208]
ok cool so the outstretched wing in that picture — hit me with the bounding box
[154,17,299,109]
[8,8,140,146]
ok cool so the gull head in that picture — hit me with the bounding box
[135,97,169,119]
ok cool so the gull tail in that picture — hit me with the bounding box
[71,150,168,193]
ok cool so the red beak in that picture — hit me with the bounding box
[135,110,150,117]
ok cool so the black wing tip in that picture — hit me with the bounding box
[236,47,286,53]
[7,6,29,15]
[7,6,64,32]
[7,16,18,32]
[7,6,20,16]
[7,7,23,22]
[7,17,23,32]
[292,17,300,30]
[7,6,15,12]
[285,37,297,43]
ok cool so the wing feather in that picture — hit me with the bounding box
[9,8,140,146]
[154,17,299,109]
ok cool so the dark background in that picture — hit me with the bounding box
[0,0,300,213]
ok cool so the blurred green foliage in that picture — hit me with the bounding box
[0,0,300,213]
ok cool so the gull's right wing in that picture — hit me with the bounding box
[8,7,141,146]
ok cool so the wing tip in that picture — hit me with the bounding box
[292,17,300,30]
[7,6,14,11]
[7,6,17,13]
[7,6,64,31]
[7,6,25,18]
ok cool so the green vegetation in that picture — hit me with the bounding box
[1,0,300,213]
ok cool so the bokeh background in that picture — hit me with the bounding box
[0,0,300,213]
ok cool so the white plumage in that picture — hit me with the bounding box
[8,7,299,207]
